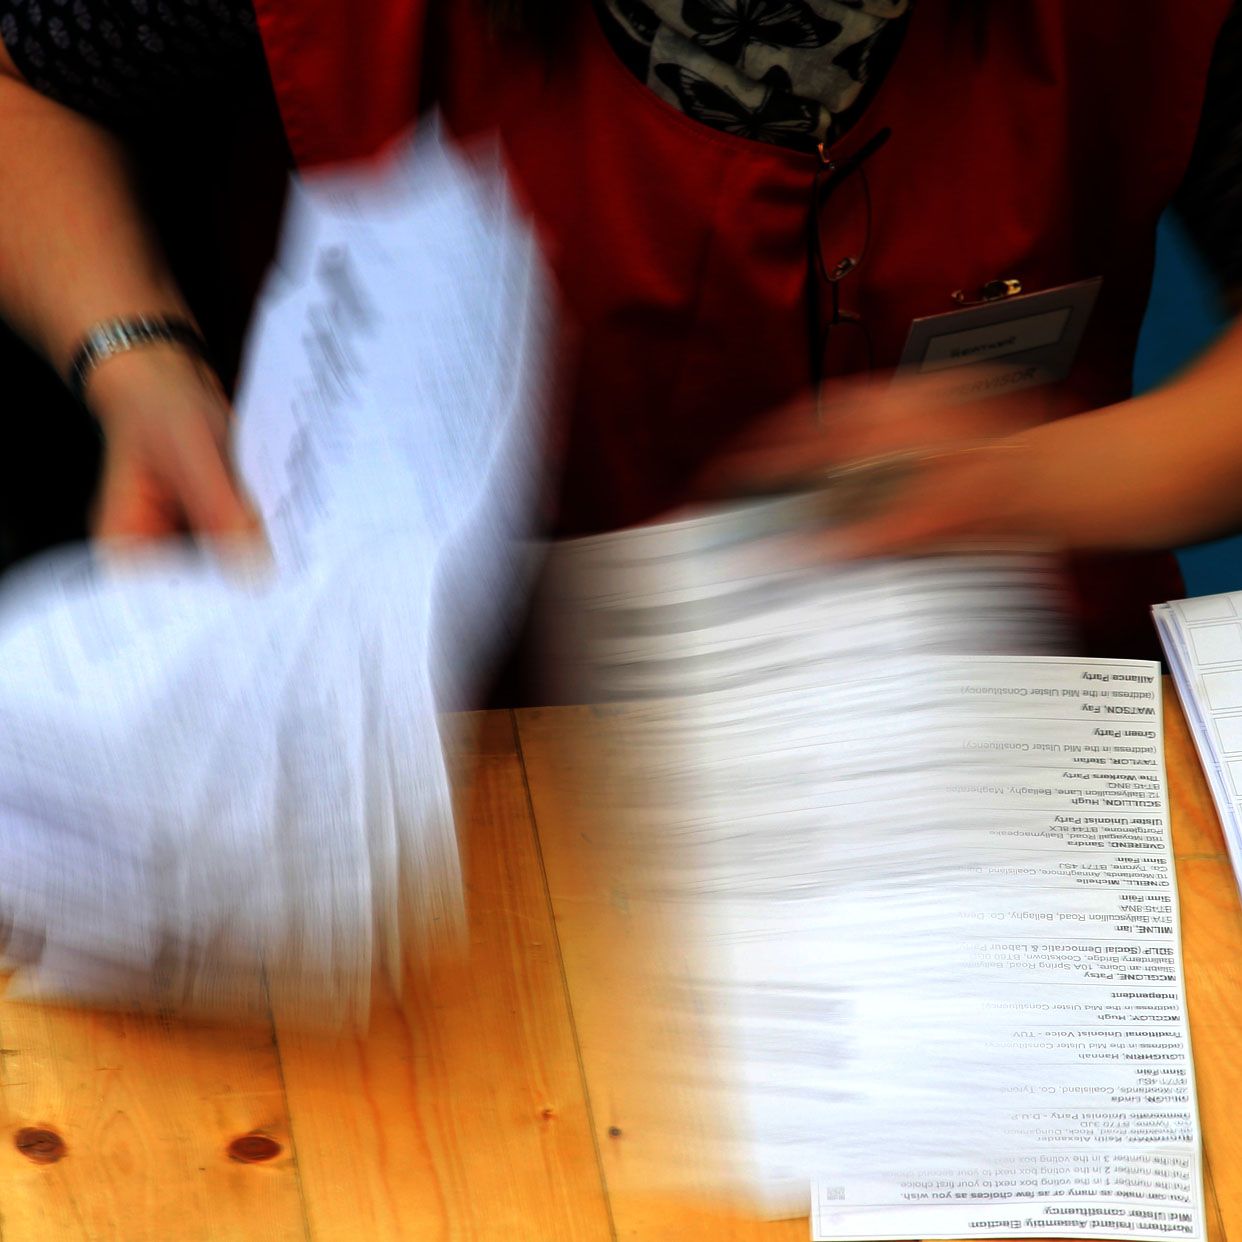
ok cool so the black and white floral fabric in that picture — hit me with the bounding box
[594,0,911,151]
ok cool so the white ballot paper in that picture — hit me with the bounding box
[1154,592,1242,895]
[543,508,1204,1241]
[0,121,548,1025]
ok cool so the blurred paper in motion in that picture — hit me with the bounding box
[0,119,550,1026]
[536,513,1203,1238]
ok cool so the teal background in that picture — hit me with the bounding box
[1137,214,1241,597]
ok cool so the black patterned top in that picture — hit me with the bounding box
[0,0,269,130]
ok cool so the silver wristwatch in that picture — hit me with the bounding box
[67,315,212,404]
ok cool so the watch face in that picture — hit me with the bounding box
[69,317,205,401]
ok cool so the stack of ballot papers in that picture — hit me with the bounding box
[0,120,548,1026]
[541,512,1206,1240]
[1155,592,1242,894]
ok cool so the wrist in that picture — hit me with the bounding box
[41,276,193,371]
[1018,397,1233,551]
[67,314,213,406]
[84,342,229,434]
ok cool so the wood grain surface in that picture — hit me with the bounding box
[271,711,612,1241]
[0,689,1234,1241]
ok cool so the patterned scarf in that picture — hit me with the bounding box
[594,0,911,151]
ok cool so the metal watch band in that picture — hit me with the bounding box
[67,315,212,404]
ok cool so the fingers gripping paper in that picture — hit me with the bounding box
[0,122,549,1025]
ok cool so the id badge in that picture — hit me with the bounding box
[897,277,1101,400]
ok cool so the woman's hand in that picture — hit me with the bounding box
[696,353,1242,560]
[695,370,1055,551]
[0,52,261,548]
[86,346,262,543]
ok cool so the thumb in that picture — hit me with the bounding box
[178,443,265,541]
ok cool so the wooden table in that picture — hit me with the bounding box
[0,690,1237,1241]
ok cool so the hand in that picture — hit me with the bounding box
[695,370,1233,559]
[85,345,263,545]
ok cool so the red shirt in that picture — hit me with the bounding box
[252,0,1232,656]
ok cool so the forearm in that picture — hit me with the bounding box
[1021,317,1242,549]
[0,51,190,380]
[0,49,259,540]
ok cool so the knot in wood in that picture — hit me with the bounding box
[228,1133,282,1163]
[15,1127,66,1163]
